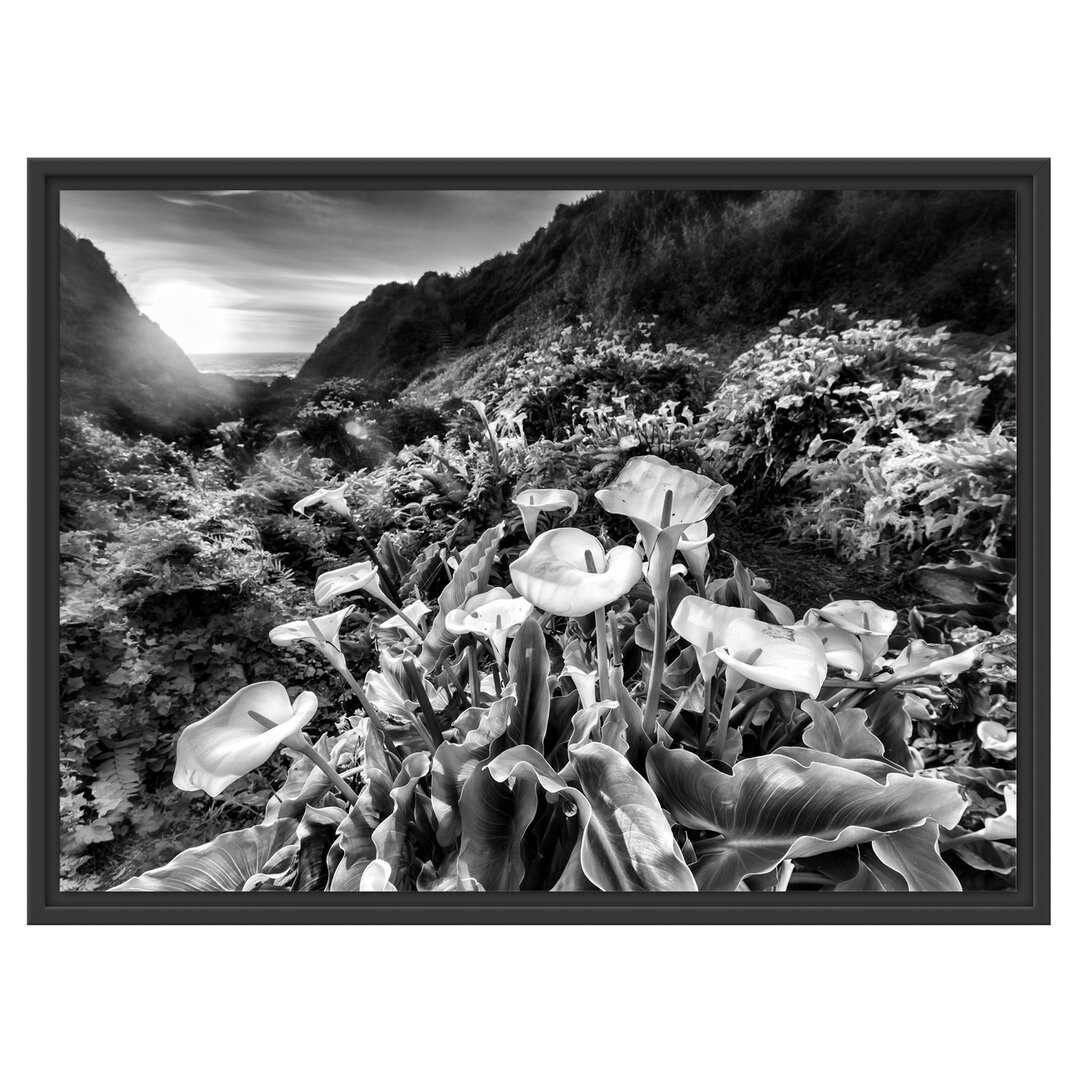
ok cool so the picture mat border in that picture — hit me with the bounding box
[28,158,1050,925]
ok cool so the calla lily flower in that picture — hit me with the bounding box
[562,638,597,705]
[292,483,350,519]
[174,682,318,798]
[314,560,390,607]
[444,587,534,666]
[596,455,733,557]
[712,617,828,696]
[802,624,865,680]
[512,488,579,540]
[976,719,1017,758]
[671,596,756,679]
[378,600,431,642]
[269,606,354,672]
[879,640,985,683]
[979,783,1017,841]
[803,599,897,673]
[509,528,642,618]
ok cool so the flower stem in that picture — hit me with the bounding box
[299,739,359,805]
[344,513,402,607]
[467,642,483,706]
[713,673,738,758]
[643,585,669,734]
[383,599,423,639]
[594,607,611,702]
[700,668,714,758]
[247,710,358,805]
[337,664,389,736]
[401,657,442,754]
[731,684,772,732]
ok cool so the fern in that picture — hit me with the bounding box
[92,738,142,815]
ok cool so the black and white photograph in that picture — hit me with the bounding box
[47,178,1027,898]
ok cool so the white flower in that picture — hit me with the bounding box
[292,483,350,518]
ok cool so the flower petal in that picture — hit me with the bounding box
[174,684,318,797]
[596,455,732,552]
[509,528,642,617]
[713,618,827,696]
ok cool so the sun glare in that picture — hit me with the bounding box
[140,280,231,354]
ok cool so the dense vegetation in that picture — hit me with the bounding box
[61,308,1017,891]
[298,189,1016,389]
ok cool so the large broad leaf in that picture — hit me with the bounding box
[861,689,918,770]
[458,748,538,892]
[801,700,886,760]
[372,752,431,888]
[328,803,378,891]
[506,616,550,751]
[418,522,504,671]
[646,743,966,891]
[870,821,961,891]
[293,805,347,892]
[488,743,696,892]
[110,819,297,892]
[430,688,515,846]
[834,846,910,892]
[263,746,333,823]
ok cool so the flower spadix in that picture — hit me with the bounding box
[292,483,349,519]
[509,528,642,618]
[269,605,354,671]
[512,488,579,540]
[671,596,756,679]
[595,455,732,557]
[174,682,318,798]
[712,617,828,696]
[445,587,534,665]
[314,559,389,607]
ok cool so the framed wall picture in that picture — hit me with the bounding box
[28,159,1049,923]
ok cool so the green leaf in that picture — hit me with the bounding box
[418,522,504,671]
[861,689,918,770]
[110,819,298,892]
[801,700,885,759]
[372,752,431,888]
[506,617,550,751]
[488,743,696,892]
[431,687,515,846]
[646,743,966,891]
[870,822,960,891]
[328,803,377,891]
[834,846,910,891]
[571,743,697,891]
[293,805,347,892]
[458,737,539,892]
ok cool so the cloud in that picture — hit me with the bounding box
[60,188,596,354]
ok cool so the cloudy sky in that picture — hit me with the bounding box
[60,189,595,355]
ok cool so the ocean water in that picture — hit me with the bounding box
[190,352,308,384]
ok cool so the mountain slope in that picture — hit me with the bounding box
[297,189,1016,388]
[59,226,255,436]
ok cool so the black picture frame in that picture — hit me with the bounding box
[28,158,1050,925]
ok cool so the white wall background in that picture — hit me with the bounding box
[4,3,1072,1075]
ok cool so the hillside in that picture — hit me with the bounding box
[297,189,1016,388]
[59,226,260,438]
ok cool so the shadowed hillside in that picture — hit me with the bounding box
[297,189,1016,389]
[59,226,262,438]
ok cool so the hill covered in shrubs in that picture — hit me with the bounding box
[298,189,1016,390]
